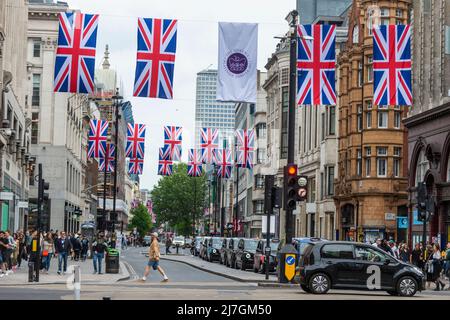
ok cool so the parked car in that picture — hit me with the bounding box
[184,237,193,248]
[200,237,210,259]
[206,237,224,262]
[253,239,282,273]
[192,236,203,256]
[172,236,185,248]
[298,241,425,296]
[235,238,259,270]
[225,238,240,268]
[220,239,229,265]
[143,235,152,246]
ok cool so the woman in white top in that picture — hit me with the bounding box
[432,244,445,291]
[42,233,54,274]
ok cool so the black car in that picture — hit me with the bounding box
[298,241,425,296]
[253,239,281,273]
[206,237,224,262]
[220,238,229,265]
[225,238,240,268]
[235,238,259,270]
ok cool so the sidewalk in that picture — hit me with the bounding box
[0,255,129,286]
[160,253,278,283]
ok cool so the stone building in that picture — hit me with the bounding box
[334,0,410,243]
[404,0,450,248]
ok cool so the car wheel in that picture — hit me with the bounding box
[300,284,312,293]
[387,290,398,296]
[397,276,418,297]
[309,273,331,294]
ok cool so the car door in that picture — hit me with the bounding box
[255,241,262,269]
[320,244,357,287]
[236,239,244,267]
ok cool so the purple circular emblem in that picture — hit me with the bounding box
[226,53,248,75]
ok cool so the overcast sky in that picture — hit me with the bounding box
[67,0,295,190]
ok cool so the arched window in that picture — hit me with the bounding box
[415,149,429,185]
[353,25,359,44]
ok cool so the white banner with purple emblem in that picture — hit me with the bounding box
[217,22,257,103]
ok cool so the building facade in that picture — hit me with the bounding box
[334,0,410,243]
[297,0,353,24]
[404,0,450,248]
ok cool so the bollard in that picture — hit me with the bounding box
[73,265,81,300]
[176,244,179,255]
[28,261,34,282]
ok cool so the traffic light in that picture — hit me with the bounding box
[39,179,50,201]
[417,182,427,221]
[284,164,300,210]
[272,186,282,209]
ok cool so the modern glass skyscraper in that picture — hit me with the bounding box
[194,69,235,147]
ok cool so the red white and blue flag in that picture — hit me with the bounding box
[187,149,203,177]
[126,123,146,159]
[235,129,255,169]
[297,24,336,105]
[133,18,177,99]
[54,12,99,94]
[98,144,115,172]
[163,126,182,161]
[88,119,108,159]
[200,128,219,164]
[214,148,232,179]
[128,157,144,175]
[373,24,412,106]
[158,145,173,176]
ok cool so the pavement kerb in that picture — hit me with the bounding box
[160,256,278,284]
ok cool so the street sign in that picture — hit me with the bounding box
[17,201,29,208]
[0,192,14,201]
[385,213,396,221]
[264,246,271,254]
[298,177,307,187]
[298,188,307,198]
[284,254,296,281]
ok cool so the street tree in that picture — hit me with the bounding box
[151,163,206,236]
[128,203,153,237]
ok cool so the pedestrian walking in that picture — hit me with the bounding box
[140,232,168,282]
[72,234,81,261]
[42,233,54,274]
[92,233,108,274]
[0,232,8,277]
[80,236,89,261]
[444,243,450,280]
[165,236,172,255]
[55,231,72,275]
[121,234,127,250]
[430,243,445,291]
[388,240,399,259]
[17,232,26,268]
[399,243,409,263]
[411,243,424,269]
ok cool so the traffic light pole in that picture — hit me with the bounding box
[286,10,298,244]
[234,140,239,237]
[35,163,42,282]
[111,91,122,234]
[102,144,108,233]
[264,175,275,280]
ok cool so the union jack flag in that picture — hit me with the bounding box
[373,25,412,106]
[88,119,108,159]
[54,12,99,94]
[163,126,182,161]
[213,148,232,179]
[133,18,177,99]
[158,146,173,176]
[98,144,115,172]
[235,129,255,169]
[128,157,144,175]
[187,149,203,177]
[297,24,336,105]
[200,128,219,164]
[126,123,146,159]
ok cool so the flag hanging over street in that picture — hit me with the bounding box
[126,123,146,159]
[373,24,412,106]
[158,145,173,176]
[187,149,203,177]
[98,143,115,172]
[235,129,255,169]
[128,157,144,175]
[163,126,182,161]
[54,12,99,94]
[217,22,258,103]
[297,24,336,105]
[88,119,108,159]
[200,128,219,164]
[214,148,232,178]
[133,18,177,99]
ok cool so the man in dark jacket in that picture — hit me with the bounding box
[92,233,108,274]
[55,231,72,275]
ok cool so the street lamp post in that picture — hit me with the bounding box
[111,89,123,234]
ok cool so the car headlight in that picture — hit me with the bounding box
[246,253,251,259]
[213,249,217,253]
[413,266,424,276]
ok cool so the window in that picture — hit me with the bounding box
[355,246,388,262]
[366,111,372,128]
[380,8,389,17]
[327,167,334,196]
[256,123,266,139]
[396,9,403,17]
[31,113,39,144]
[321,113,325,141]
[394,147,401,177]
[358,61,363,87]
[320,172,324,200]
[366,101,373,110]
[377,147,388,177]
[308,177,316,203]
[415,149,429,185]
[32,74,41,106]
[352,25,359,44]
[378,111,388,128]
[357,105,363,132]
[394,111,401,128]
[281,87,289,159]
[328,106,336,135]
[381,18,390,26]
[255,175,265,189]
[396,19,403,25]
[365,147,372,177]
[254,200,264,215]
[257,148,266,164]
[357,149,362,176]
[33,40,41,58]
[367,55,373,82]
[321,244,354,259]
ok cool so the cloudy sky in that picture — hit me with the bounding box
[67,0,295,190]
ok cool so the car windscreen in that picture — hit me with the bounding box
[174,237,184,242]
[299,244,315,266]
[212,238,223,249]
[270,242,280,252]
[244,240,258,252]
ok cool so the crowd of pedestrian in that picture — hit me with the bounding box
[371,238,450,291]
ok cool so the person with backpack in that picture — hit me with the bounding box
[92,233,108,274]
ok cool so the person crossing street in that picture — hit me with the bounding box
[140,232,168,282]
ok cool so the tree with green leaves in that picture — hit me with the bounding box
[128,203,153,237]
[151,163,206,236]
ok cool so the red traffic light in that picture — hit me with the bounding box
[287,164,297,176]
